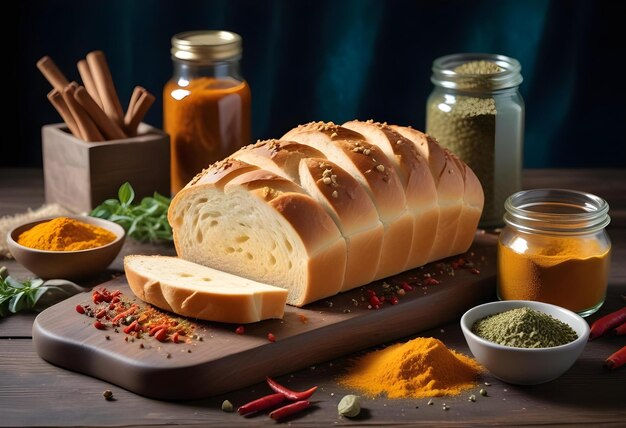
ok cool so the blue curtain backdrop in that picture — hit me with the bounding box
[9,0,625,168]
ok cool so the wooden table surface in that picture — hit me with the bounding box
[1,168,625,427]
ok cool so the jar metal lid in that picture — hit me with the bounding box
[171,31,241,63]
[504,188,610,235]
[432,53,523,91]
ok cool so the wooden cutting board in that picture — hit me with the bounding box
[33,233,497,400]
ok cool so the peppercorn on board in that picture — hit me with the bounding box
[32,233,497,400]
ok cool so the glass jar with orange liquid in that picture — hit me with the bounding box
[164,31,251,194]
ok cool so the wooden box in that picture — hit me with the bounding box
[42,123,170,213]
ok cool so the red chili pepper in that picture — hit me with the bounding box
[93,320,106,330]
[469,268,480,274]
[267,332,276,342]
[266,377,318,401]
[172,332,180,343]
[589,307,626,340]
[237,393,286,415]
[389,295,399,305]
[154,328,168,342]
[75,305,85,314]
[366,289,376,297]
[269,400,310,421]
[604,345,626,370]
[96,309,107,319]
[612,321,626,336]
[111,297,120,304]
[235,326,245,335]
[401,282,413,292]
[123,320,139,334]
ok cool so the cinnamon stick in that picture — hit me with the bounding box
[47,89,83,139]
[37,56,70,91]
[124,90,155,137]
[125,86,145,122]
[86,51,125,126]
[77,59,104,110]
[62,84,104,142]
[74,86,127,140]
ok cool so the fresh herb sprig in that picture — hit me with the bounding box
[0,267,58,317]
[90,182,173,242]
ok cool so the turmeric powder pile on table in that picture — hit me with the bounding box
[339,337,482,399]
[17,217,116,251]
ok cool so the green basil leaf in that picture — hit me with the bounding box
[6,277,24,289]
[90,207,111,218]
[32,286,49,305]
[9,292,26,313]
[118,182,135,207]
[30,278,45,288]
[152,193,171,204]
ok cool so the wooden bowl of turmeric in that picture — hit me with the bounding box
[7,216,125,280]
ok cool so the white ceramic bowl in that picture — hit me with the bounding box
[460,300,589,385]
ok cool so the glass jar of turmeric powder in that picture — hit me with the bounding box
[164,31,251,194]
[498,189,611,317]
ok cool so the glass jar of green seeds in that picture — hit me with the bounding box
[426,53,524,228]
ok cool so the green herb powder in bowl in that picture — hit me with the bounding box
[471,307,578,348]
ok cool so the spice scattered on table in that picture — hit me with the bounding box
[103,390,113,401]
[338,394,361,418]
[338,337,482,398]
[221,400,234,412]
[472,307,578,348]
[76,287,197,344]
[17,217,116,251]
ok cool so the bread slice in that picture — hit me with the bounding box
[124,255,288,323]
[168,164,347,307]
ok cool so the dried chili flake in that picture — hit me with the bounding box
[76,288,197,345]
[369,295,382,307]
[268,332,276,342]
[235,325,245,335]
[423,277,440,286]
